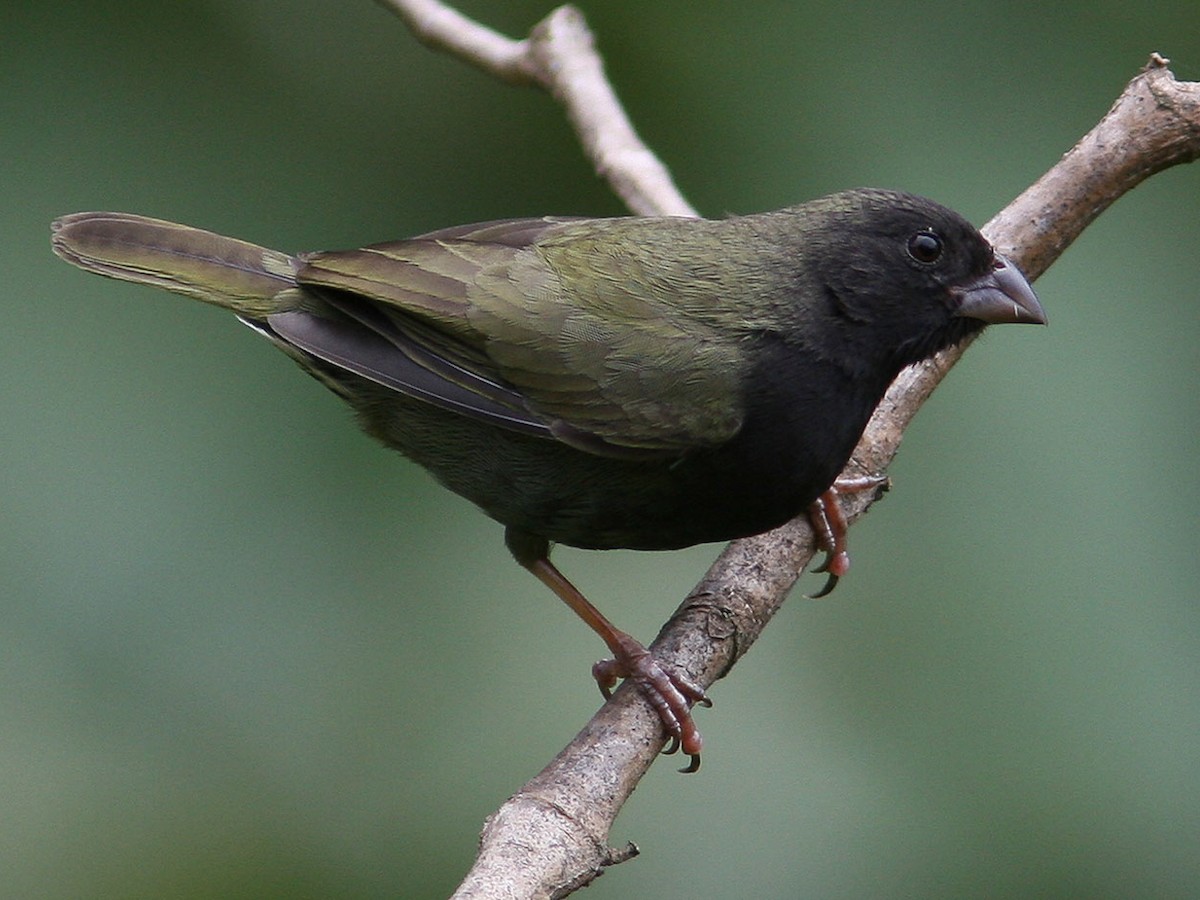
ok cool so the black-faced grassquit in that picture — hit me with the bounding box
[52,189,1045,769]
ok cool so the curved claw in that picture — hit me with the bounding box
[591,637,711,774]
[808,546,850,598]
[805,475,887,598]
[660,735,701,771]
[807,571,840,600]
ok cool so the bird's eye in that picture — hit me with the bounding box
[906,230,943,264]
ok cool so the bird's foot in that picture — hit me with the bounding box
[806,474,889,598]
[592,631,712,773]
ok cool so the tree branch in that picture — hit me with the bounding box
[380,5,1200,896]
[378,0,695,217]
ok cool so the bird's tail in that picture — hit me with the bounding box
[51,212,299,319]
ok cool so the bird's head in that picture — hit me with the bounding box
[795,189,1045,373]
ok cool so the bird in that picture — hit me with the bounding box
[51,189,1045,771]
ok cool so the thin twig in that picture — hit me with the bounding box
[376,0,536,83]
[380,0,696,217]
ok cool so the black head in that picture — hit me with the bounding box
[788,189,1044,376]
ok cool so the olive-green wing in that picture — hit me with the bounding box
[270,219,566,440]
[288,216,749,456]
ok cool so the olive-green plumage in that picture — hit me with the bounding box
[53,191,1044,765]
[51,193,1042,552]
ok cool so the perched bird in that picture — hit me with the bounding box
[51,190,1044,770]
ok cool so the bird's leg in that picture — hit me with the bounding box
[506,528,711,773]
[806,474,889,598]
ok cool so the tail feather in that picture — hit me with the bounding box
[51,212,298,319]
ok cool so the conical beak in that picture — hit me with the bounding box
[952,254,1046,325]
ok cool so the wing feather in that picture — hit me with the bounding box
[289,215,752,456]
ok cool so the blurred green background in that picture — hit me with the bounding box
[5,1,1198,897]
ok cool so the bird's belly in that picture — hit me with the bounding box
[350,364,869,551]
[479,453,826,551]
[367,399,842,551]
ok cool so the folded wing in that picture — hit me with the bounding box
[289,216,749,458]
